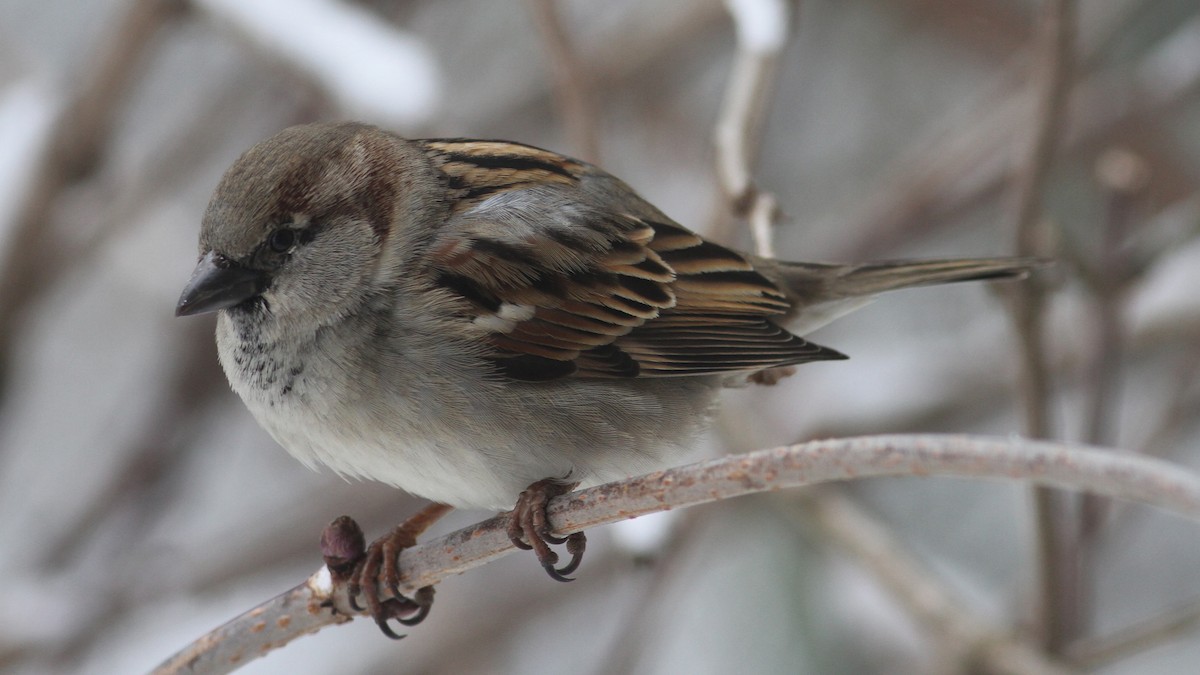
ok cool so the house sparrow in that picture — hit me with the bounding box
[176,122,1031,636]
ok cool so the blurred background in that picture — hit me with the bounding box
[1,0,1199,673]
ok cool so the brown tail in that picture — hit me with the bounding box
[758,256,1038,334]
[778,257,1036,301]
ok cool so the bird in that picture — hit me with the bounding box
[176,121,1032,637]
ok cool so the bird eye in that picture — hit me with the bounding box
[268,228,296,253]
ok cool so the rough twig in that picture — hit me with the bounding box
[787,491,1074,675]
[526,0,600,163]
[838,8,1200,262]
[0,0,182,392]
[712,0,791,256]
[152,434,1200,674]
[1007,0,1076,650]
[1070,148,1150,636]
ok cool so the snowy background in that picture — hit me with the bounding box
[1,1,1199,673]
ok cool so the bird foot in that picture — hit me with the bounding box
[320,504,451,639]
[506,478,586,581]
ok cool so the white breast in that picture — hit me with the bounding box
[214,311,718,511]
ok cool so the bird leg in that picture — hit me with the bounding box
[321,502,453,639]
[506,478,586,581]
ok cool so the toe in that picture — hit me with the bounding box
[508,478,587,581]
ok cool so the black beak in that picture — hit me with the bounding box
[175,252,268,317]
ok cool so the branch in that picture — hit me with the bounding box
[835,4,1200,262]
[787,491,1074,675]
[526,0,600,162]
[152,434,1200,675]
[712,0,791,256]
[1008,0,1077,650]
[0,0,181,391]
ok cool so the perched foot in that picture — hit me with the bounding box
[320,503,453,639]
[507,478,586,582]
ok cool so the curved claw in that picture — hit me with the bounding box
[542,561,575,582]
[374,613,407,641]
[396,593,434,624]
[541,532,585,581]
[397,602,432,627]
[554,533,586,578]
[347,583,365,612]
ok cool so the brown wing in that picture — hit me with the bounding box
[420,139,845,381]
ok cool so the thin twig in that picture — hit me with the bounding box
[526,0,600,163]
[1103,344,1200,553]
[838,9,1200,262]
[1072,149,1150,635]
[0,0,182,393]
[784,491,1074,675]
[493,0,728,123]
[1011,0,1074,431]
[152,434,1200,675]
[1008,0,1076,651]
[712,0,791,255]
[591,511,701,675]
[1138,347,1200,461]
[1077,150,1148,467]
